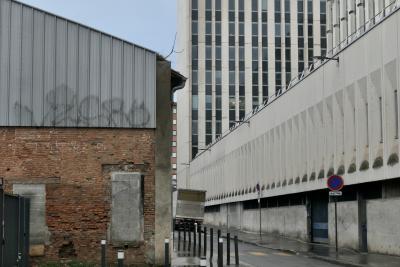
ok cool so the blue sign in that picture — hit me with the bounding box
[327,175,344,191]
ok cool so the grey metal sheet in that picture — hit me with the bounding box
[9,2,22,125]
[0,0,157,128]
[66,22,78,127]
[32,9,45,126]
[0,0,11,125]
[20,6,33,126]
[100,34,112,127]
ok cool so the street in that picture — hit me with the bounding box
[173,231,341,267]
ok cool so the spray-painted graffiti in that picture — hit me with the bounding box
[14,84,151,127]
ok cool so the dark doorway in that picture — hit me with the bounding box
[311,191,329,243]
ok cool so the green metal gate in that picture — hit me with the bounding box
[0,179,30,267]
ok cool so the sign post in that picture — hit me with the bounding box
[327,175,344,253]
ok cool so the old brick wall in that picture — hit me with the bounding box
[0,127,156,265]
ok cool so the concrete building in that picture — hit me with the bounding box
[183,0,400,256]
[0,0,185,265]
[176,0,326,177]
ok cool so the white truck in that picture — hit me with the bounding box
[173,189,206,229]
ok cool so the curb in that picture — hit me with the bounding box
[220,233,364,267]
[308,255,364,267]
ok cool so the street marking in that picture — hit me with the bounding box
[249,251,268,257]
[273,252,292,257]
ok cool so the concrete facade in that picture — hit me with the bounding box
[205,203,308,241]
[367,198,400,255]
[176,0,325,180]
[185,0,400,257]
[328,201,359,250]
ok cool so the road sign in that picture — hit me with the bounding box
[327,175,344,191]
[329,191,343,196]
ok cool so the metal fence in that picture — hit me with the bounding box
[0,179,30,267]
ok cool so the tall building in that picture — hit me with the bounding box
[176,0,326,178]
[172,102,178,190]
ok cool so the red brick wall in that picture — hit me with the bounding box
[0,127,156,265]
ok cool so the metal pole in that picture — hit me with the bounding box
[117,250,124,267]
[165,239,170,267]
[217,229,221,240]
[101,240,106,267]
[183,223,187,246]
[210,228,214,259]
[178,226,181,251]
[198,225,201,256]
[234,236,239,266]
[194,223,197,256]
[203,226,207,257]
[258,197,262,241]
[227,232,231,265]
[188,223,192,251]
[218,238,223,267]
[335,197,338,253]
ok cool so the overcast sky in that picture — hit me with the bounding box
[17,0,178,65]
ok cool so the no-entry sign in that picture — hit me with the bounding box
[327,175,344,191]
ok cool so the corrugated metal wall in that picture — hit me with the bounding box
[0,0,157,128]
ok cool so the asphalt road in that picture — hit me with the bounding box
[173,232,342,267]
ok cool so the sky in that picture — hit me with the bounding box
[17,0,178,66]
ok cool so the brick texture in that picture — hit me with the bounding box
[0,127,156,266]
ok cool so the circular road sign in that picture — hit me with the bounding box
[327,175,344,191]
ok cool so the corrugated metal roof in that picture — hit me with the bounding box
[0,0,158,128]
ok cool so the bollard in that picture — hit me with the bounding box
[227,233,231,265]
[188,223,192,251]
[203,227,207,257]
[194,223,197,256]
[164,239,170,267]
[210,228,214,259]
[218,229,221,240]
[218,238,223,267]
[101,240,106,267]
[234,235,239,266]
[200,256,207,267]
[198,225,202,256]
[178,227,181,251]
[184,223,187,244]
[117,250,124,267]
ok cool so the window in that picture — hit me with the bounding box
[172,164,177,170]
[173,130,177,136]
[173,108,177,114]
[172,141,176,146]
[172,152,177,158]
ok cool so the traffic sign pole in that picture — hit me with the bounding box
[327,175,344,254]
[334,196,338,253]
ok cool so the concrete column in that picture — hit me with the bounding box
[327,0,334,53]
[332,0,341,48]
[357,191,368,252]
[356,0,366,30]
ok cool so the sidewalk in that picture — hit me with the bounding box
[207,225,400,267]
